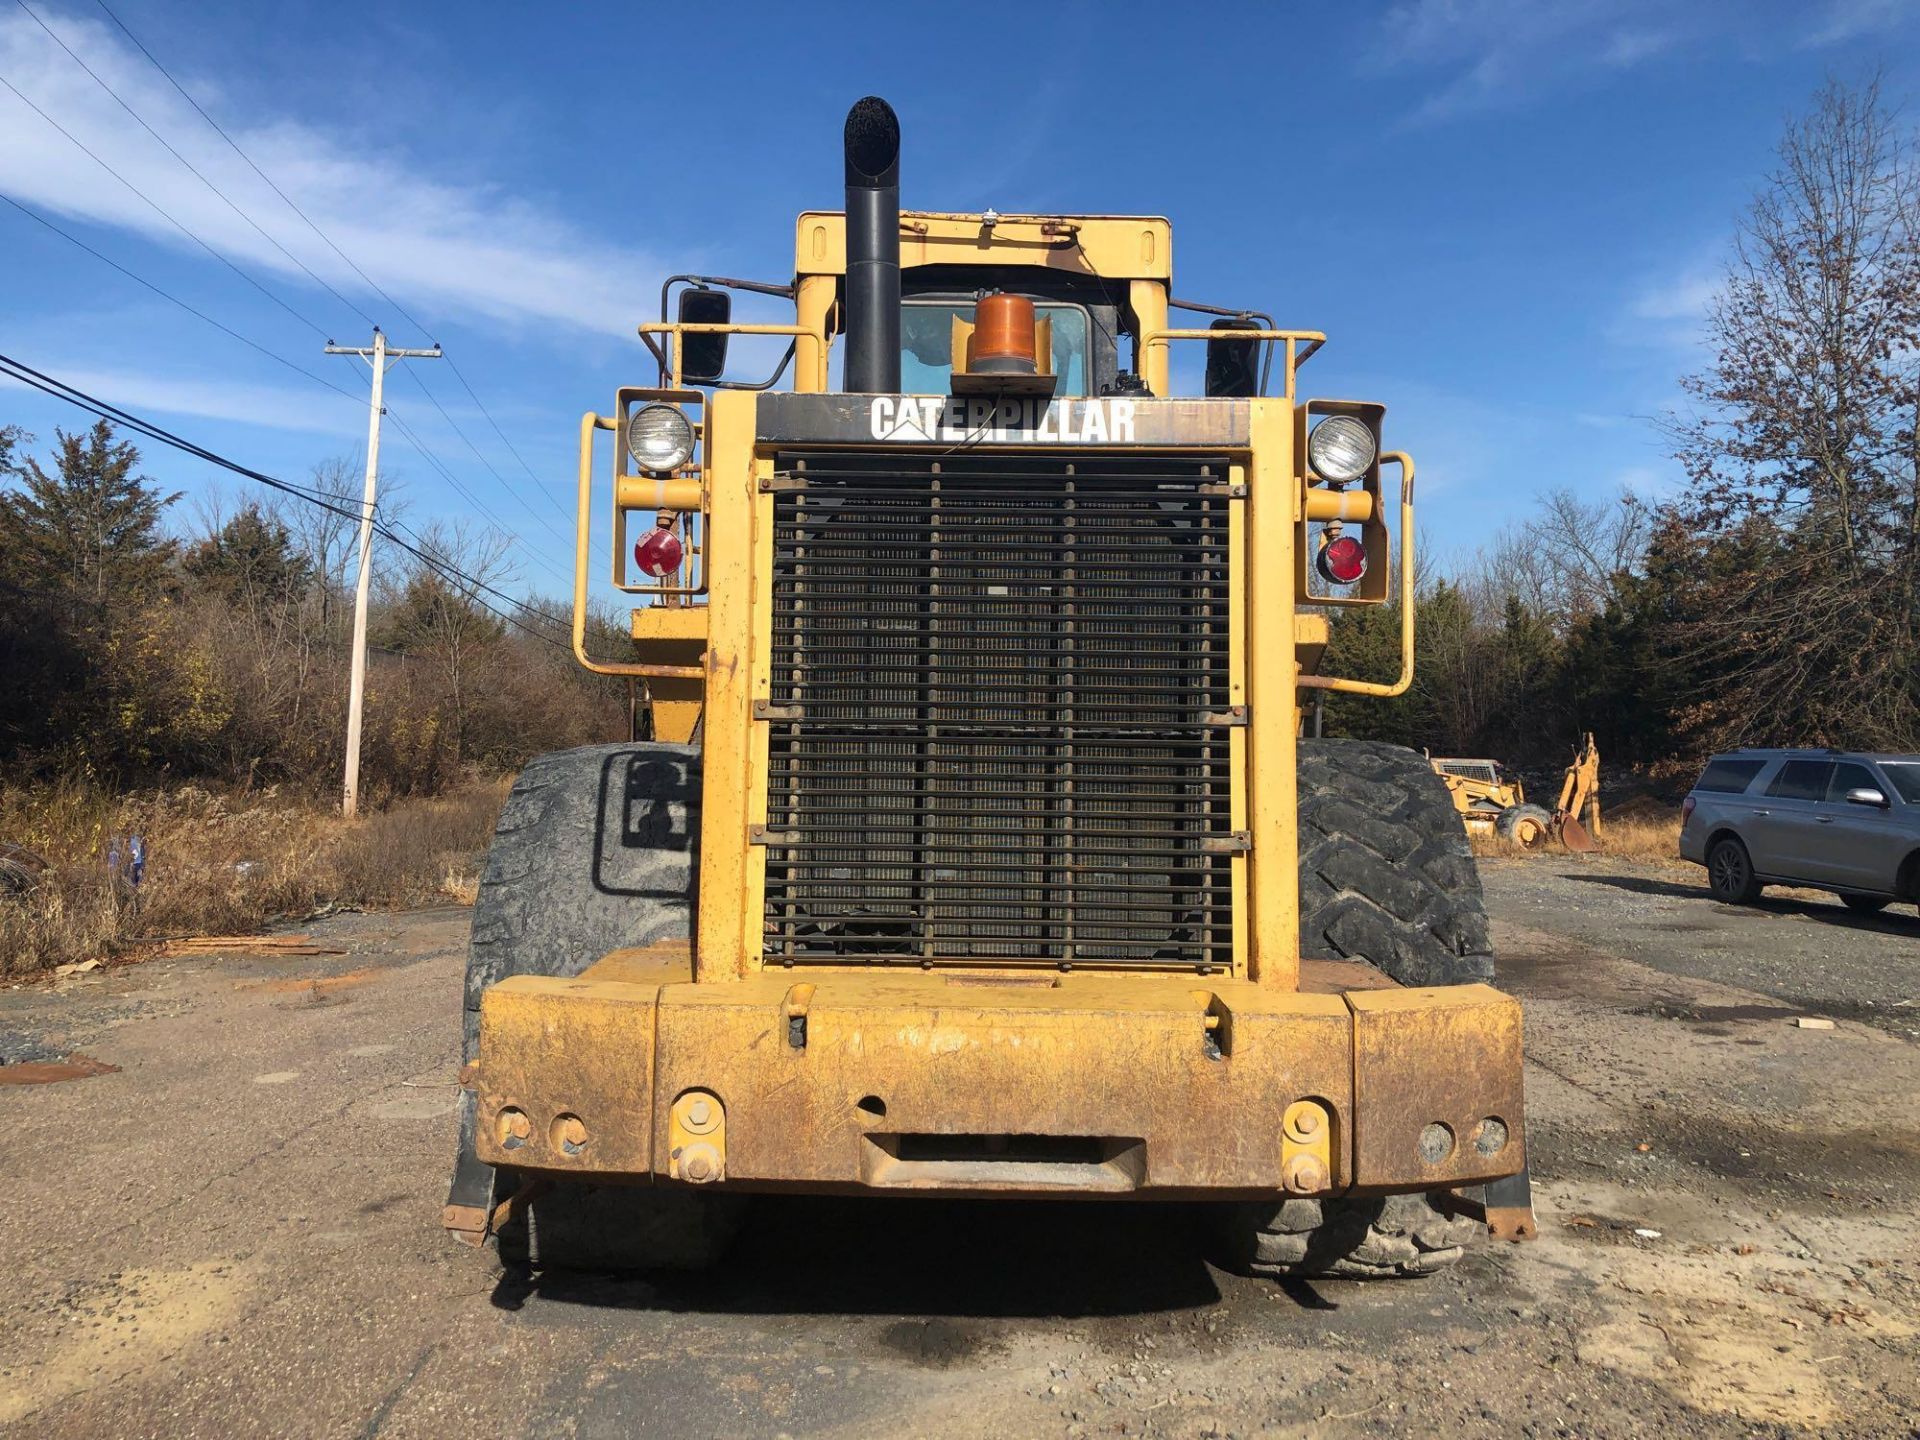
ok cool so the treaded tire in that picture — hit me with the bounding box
[456,742,742,1271]
[1225,740,1495,1280]
[1297,738,1494,987]
[1495,802,1555,848]
[462,741,700,1059]
[1225,1195,1485,1279]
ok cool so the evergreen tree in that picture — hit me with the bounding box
[183,504,313,607]
[0,420,176,614]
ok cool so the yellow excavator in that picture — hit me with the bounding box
[1431,733,1601,850]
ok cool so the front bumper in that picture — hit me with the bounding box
[467,952,1526,1200]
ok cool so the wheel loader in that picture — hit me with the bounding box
[444,98,1535,1279]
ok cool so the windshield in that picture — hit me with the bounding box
[1879,762,1920,804]
[900,299,1091,395]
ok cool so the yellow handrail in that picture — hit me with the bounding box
[637,321,827,390]
[1137,328,1327,400]
[1297,452,1416,698]
[574,412,703,679]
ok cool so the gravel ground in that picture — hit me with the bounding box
[1481,853,1920,1040]
[1,871,1916,1438]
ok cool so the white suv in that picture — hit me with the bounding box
[1679,750,1920,913]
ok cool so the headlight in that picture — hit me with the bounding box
[1308,415,1376,484]
[627,403,694,472]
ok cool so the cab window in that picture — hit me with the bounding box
[901,299,1091,395]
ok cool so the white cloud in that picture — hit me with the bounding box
[0,361,363,435]
[1804,0,1913,45]
[1378,0,1915,124]
[1377,0,1685,123]
[1630,269,1720,324]
[0,8,662,337]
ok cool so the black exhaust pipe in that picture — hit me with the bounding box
[843,96,900,393]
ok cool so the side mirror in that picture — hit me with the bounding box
[1204,317,1260,398]
[1844,787,1889,808]
[676,288,731,384]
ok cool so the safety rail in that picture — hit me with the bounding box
[1138,328,1326,401]
[1297,452,1415,698]
[637,321,828,391]
[574,412,704,680]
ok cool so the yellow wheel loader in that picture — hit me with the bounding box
[444,98,1534,1279]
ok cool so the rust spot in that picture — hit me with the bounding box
[0,1053,119,1086]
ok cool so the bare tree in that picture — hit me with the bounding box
[384,520,516,760]
[1662,75,1920,749]
[1460,485,1651,629]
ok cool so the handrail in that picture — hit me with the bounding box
[637,321,827,390]
[574,411,704,679]
[1137,328,1327,400]
[1297,452,1416,698]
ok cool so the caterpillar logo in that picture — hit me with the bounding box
[870,396,1137,445]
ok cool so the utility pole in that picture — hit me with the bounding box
[324,327,441,816]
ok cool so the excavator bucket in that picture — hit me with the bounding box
[1558,814,1597,852]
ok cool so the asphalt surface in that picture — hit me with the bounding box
[3,861,1918,1438]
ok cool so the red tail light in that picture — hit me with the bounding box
[1316,533,1367,586]
[1682,796,1696,823]
[635,525,684,578]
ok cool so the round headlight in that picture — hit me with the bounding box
[627,403,694,473]
[1308,415,1377,484]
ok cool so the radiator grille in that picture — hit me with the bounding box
[762,451,1235,970]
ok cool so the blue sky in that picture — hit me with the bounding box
[4,0,1918,604]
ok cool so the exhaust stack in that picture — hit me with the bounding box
[842,96,901,393]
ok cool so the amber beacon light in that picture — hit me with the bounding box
[970,293,1039,375]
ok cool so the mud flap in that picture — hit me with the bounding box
[1483,1165,1538,1242]
[443,1087,495,1246]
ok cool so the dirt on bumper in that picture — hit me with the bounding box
[468,961,1525,1199]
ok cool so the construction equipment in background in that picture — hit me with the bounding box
[444,97,1534,1282]
[1430,732,1602,851]
[1555,732,1602,852]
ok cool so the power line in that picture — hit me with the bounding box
[379,403,568,580]
[0,192,365,407]
[12,0,378,331]
[3,190,569,591]
[60,2,571,555]
[442,351,567,501]
[0,70,331,340]
[89,0,437,345]
[397,365,571,545]
[0,350,576,650]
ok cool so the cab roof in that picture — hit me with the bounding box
[795,211,1172,283]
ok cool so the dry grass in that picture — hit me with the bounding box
[0,778,507,978]
[1469,807,1685,868]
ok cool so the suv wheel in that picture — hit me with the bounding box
[1706,836,1761,904]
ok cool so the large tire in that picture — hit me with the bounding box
[1495,802,1554,849]
[1226,739,1496,1280]
[455,742,743,1271]
[1297,738,1494,987]
[462,741,701,1057]
[1226,1195,1485,1279]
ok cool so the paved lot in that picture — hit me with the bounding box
[3,859,1918,1438]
